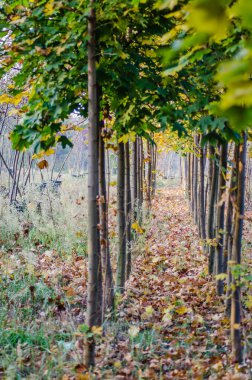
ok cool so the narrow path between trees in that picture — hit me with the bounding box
[95,188,249,380]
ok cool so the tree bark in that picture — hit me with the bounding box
[99,122,114,315]
[125,141,132,279]
[151,144,157,198]
[207,147,218,274]
[116,142,126,293]
[231,133,247,363]
[191,153,195,216]
[225,145,239,315]
[187,153,191,205]
[138,137,144,217]
[147,140,152,210]
[215,142,228,295]
[85,1,102,367]
[132,139,138,220]
[199,137,206,240]
[193,138,198,226]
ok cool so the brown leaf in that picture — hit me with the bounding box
[37,159,49,169]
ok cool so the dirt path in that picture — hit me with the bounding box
[95,189,251,380]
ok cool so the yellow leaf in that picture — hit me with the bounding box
[113,361,122,369]
[128,325,140,338]
[44,0,55,16]
[216,273,227,281]
[33,148,55,160]
[76,231,84,238]
[145,305,154,315]
[91,326,103,336]
[76,375,89,380]
[40,133,55,142]
[245,295,252,310]
[175,306,189,315]
[0,92,26,106]
[233,323,240,330]
[131,222,144,234]
[128,131,136,142]
[118,134,129,144]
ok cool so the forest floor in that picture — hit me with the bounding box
[93,188,252,380]
[0,187,251,379]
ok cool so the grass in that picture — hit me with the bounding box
[0,175,153,379]
[0,175,88,256]
[0,176,89,378]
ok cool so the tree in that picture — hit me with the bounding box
[231,133,247,363]
[84,0,102,367]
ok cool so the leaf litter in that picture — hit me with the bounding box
[93,189,252,380]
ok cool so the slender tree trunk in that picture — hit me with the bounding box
[138,137,143,215]
[132,139,138,219]
[151,144,157,198]
[207,147,218,274]
[147,140,152,210]
[225,145,239,315]
[204,149,209,220]
[231,133,247,363]
[99,122,114,315]
[85,1,102,367]
[10,151,19,203]
[116,142,126,293]
[125,141,132,279]
[193,138,198,226]
[215,142,228,295]
[199,137,206,240]
[191,154,194,215]
[183,156,188,191]
[187,153,191,205]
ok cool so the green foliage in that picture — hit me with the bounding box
[159,0,252,141]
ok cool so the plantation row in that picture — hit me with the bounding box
[0,0,251,375]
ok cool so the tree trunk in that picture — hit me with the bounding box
[125,141,132,279]
[85,1,102,367]
[151,144,157,198]
[132,139,138,220]
[193,139,198,226]
[231,133,247,363]
[207,147,218,274]
[215,142,228,295]
[116,142,126,293]
[183,156,188,192]
[99,122,114,315]
[187,153,191,206]
[147,140,152,210]
[225,145,239,316]
[199,137,206,240]
[138,137,144,218]
[191,153,195,216]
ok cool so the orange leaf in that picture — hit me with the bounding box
[37,159,49,169]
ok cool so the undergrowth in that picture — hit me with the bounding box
[0,177,151,379]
